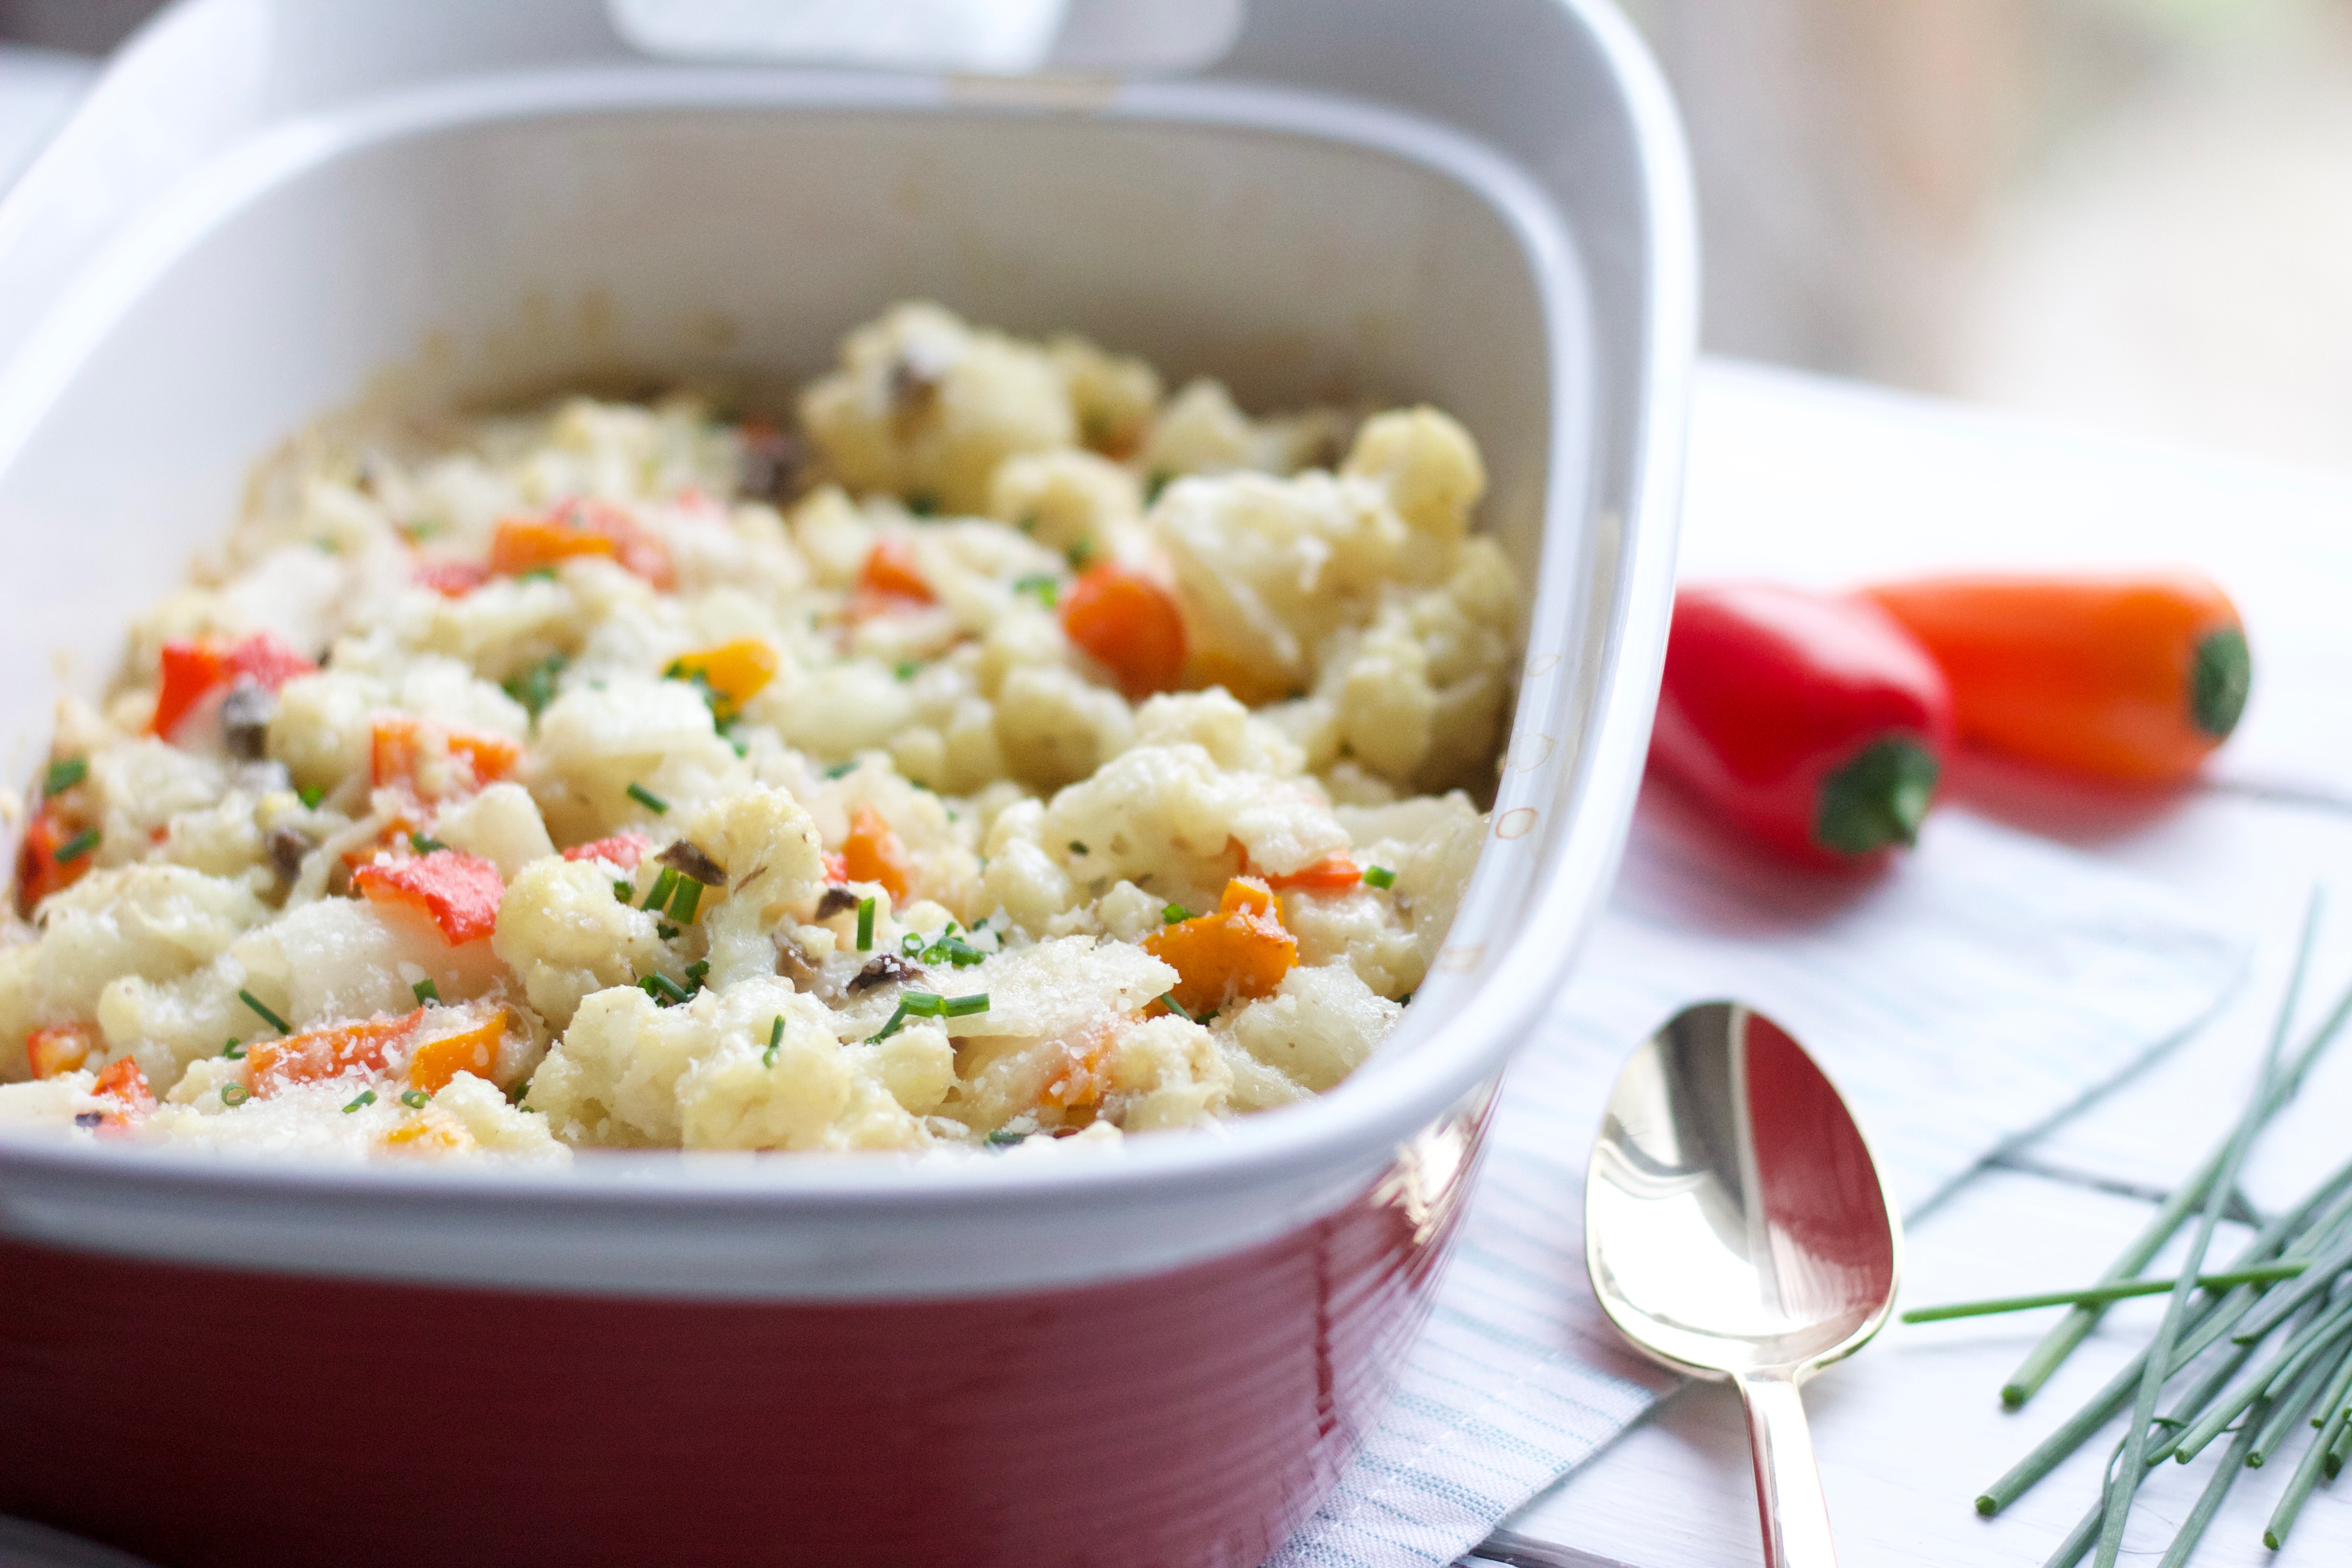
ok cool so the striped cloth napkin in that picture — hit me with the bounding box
[1266,797,2247,1568]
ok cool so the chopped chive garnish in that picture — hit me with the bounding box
[1068,841,1088,856]
[907,491,938,517]
[1162,903,1190,924]
[1066,538,1095,568]
[412,978,441,1007]
[42,757,85,795]
[685,960,709,985]
[1015,512,1039,534]
[400,1088,431,1110]
[298,784,326,809]
[627,782,670,815]
[764,1015,784,1068]
[642,866,681,913]
[614,879,634,902]
[342,1089,376,1113]
[409,833,447,855]
[640,974,693,1006]
[667,877,703,924]
[1013,573,1059,608]
[1398,991,1414,1006]
[1363,865,1397,890]
[893,659,920,681]
[220,1084,251,1107]
[902,931,925,957]
[237,989,290,1034]
[53,829,99,865]
[502,654,567,719]
[867,989,969,1041]
[656,921,680,940]
[222,1039,245,1059]
[857,896,876,951]
[520,567,558,582]
[941,992,990,1019]
[1157,991,1196,1023]
[986,1130,1029,1147]
[824,759,858,779]
[510,1080,530,1106]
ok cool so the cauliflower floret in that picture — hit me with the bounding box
[1334,792,1488,975]
[987,448,1146,564]
[1104,1013,1232,1131]
[492,857,669,1029]
[1047,332,1161,455]
[995,665,1133,793]
[1040,743,1349,896]
[0,865,268,1078]
[231,896,505,1033]
[1136,380,1352,480]
[1338,407,1486,542]
[269,670,383,794]
[668,787,826,988]
[530,677,738,841]
[1223,962,1401,1094]
[432,782,557,881]
[799,302,1076,514]
[529,979,927,1151]
[1127,689,1304,777]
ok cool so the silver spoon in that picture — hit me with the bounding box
[1581,1001,1902,1568]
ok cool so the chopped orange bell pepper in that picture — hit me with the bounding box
[151,630,317,740]
[1061,564,1187,699]
[1265,856,1362,892]
[383,1115,470,1154]
[370,714,522,799]
[247,1010,422,1095]
[352,849,505,946]
[88,1055,156,1124]
[1043,1023,1118,1109]
[841,804,915,903]
[666,638,780,723]
[1142,877,1297,1016]
[562,832,653,870]
[14,801,94,913]
[405,1012,507,1094]
[25,1022,96,1080]
[490,499,673,589]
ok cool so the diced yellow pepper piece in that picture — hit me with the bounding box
[667,638,780,723]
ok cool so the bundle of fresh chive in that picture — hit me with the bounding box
[1905,894,2352,1563]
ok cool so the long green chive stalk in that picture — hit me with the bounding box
[2092,892,2318,1568]
[2003,951,2352,1408]
[2325,1402,2352,1477]
[2247,1319,2352,1466]
[2265,1339,2352,1547]
[2170,1294,2352,1464]
[1902,1262,2308,1323]
[2154,1401,2265,1568]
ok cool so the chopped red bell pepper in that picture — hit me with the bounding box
[845,539,936,622]
[14,802,93,913]
[151,631,317,740]
[351,849,505,945]
[1649,582,1955,868]
[1060,563,1187,699]
[415,559,492,598]
[563,833,654,870]
[822,852,849,885]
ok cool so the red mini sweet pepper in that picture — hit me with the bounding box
[1649,582,1957,867]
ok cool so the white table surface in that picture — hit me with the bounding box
[1507,363,2352,1567]
[8,46,2352,1568]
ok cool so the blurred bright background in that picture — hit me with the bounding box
[2,0,2348,474]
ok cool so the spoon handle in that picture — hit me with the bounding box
[1734,1371,1837,1568]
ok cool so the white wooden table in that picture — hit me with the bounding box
[1507,362,2352,1566]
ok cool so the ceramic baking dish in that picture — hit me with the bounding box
[0,1,1692,1563]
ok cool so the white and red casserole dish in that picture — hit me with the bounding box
[0,1,1694,1562]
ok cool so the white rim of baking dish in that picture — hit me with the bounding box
[0,6,1693,1227]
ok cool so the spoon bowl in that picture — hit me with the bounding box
[1586,1001,1901,1567]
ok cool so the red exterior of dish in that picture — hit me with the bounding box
[0,1114,1485,1568]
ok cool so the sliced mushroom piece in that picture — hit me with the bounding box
[657,839,727,886]
[847,953,924,995]
[220,677,277,760]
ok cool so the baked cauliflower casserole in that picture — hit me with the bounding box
[0,304,1521,1163]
